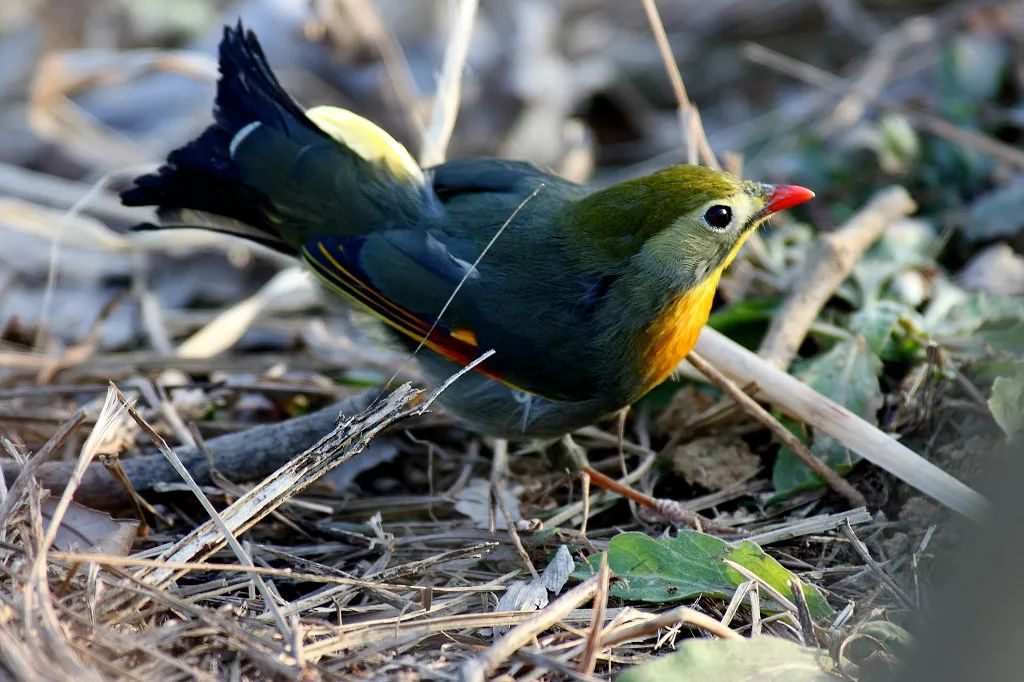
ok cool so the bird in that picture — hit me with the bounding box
[122,23,813,441]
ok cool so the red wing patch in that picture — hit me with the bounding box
[302,240,485,369]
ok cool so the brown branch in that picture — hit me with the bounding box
[459,567,603,682]
[601,604,742,646]
[758,185,916,369]
[744,42,1024,170]
[641,0,719,169]
[686,351,867,509]
[691,328,987,520]
[1,390,378,509]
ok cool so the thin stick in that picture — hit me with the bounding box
[111,384,294,644]
[686,350,867,508]
[690,328,988,520]
[601,604,742,646]
[744,42,1024,170]
[578,554,609,675]
[459,568,603,682]
[0,410,86,522]
[491,438,537,579]
[48,551,504,595]
[790,578,817,645]
[840,520,916,610]
[0,389,380,508]
[723,559,798,616]
[35,166,153,349]
[418,0,478,167]
[758,186,916,369]
[641,0,719,169]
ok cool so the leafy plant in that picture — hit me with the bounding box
[574,531,833,620]
[618,636,839,682]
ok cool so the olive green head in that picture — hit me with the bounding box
[569,164,813,287]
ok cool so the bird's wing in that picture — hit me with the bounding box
[430,158,563,205]
[302,231,486,369]
[305,159,598,401]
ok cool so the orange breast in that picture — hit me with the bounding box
[633,232,751,396]
[635,273,720,394]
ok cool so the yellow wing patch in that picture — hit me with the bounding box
[305,106,424,185]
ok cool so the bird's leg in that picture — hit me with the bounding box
[559,433,590,470]
[560,434,592,537]
[559,433,742,536]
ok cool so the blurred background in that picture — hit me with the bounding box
[0,0,1019,343]
[1,0,1022,353]
[1,2,1023,678]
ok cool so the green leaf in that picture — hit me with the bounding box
[708,298,780,350]
[772,337,883,496]
[850,220,936,306]
[618,636,840,682]
[849,300,909,354]
[922,279,1024,355]
[877,114,920,175]
[988,362,1024,441]
[966,176,1024,241]
[708,298,778,331]
[574,531,833,621]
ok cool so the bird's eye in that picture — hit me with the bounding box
[704,205,732,230]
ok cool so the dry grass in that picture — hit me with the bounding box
[1,0,1019,679]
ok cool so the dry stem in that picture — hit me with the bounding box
[690,328,988,520]
[687,351,866,508]
[758,186,917,369]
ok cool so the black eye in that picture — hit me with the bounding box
[704,205,732,229]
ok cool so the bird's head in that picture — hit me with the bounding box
[571,165,813,289]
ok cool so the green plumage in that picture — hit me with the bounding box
[122,24,802,439]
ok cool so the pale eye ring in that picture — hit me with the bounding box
[704,205,732,230]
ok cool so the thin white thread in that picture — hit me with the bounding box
[383,183,546,391]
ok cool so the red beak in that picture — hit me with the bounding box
[765,184,815,213]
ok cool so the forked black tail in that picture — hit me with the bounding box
[121,22,330,254]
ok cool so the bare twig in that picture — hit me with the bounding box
[758,186,917,369]
[0,410,86,523]
[641,0,719,169]
[686,351,867,509]
[460,568,603,682]
[491,438,537,579]
[124,352,490,591]
[578,553,609,675]
[840,520,916,609]
[601,604,742,647]
[744,42,1024,170]
[0,161,148,224]
[744,507,872,546]
[790,578,817,645]
[129,386,421,590]
[0,389,379,508]
[689,328,988,520]
[418,0,478,167]
[111,384,295,647]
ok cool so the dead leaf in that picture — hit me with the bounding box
[655,386,717,437]
[41,499,139,555]
[958,243,1024,297]
[668,436,760,491]
[453,477,521,529]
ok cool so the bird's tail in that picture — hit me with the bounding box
[121,22,425,255]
